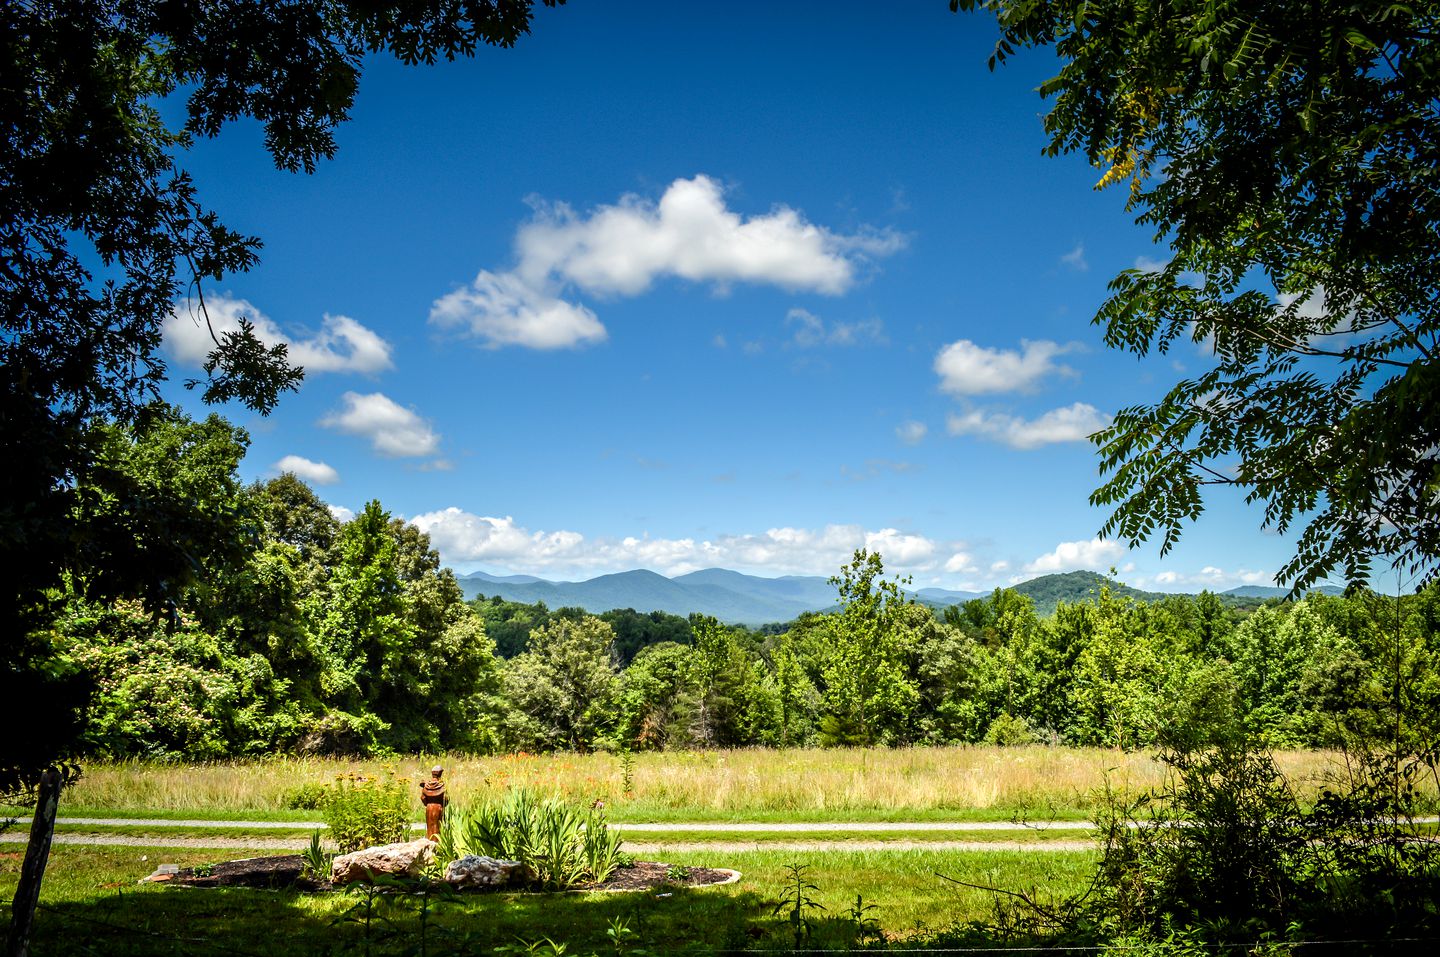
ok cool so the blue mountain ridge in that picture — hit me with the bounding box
[454,567,1343,624]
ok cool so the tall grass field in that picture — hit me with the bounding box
[34,745,1353,820]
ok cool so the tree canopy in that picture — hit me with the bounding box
[953,0,1440,591]
[1,0,560,794]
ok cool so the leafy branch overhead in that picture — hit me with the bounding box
[1,0,563,794]
[956,0,1440,591]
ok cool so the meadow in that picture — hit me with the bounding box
[34,745,1350,821]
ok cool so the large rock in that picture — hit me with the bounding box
[444,855,533,889]
[330,839,435,885]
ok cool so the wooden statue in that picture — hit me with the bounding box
[420,766,448,840]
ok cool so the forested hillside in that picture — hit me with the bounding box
[54,408,1440,760]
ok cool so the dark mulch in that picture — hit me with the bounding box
[580,860,736,892]
[165,856,734,893]
[171,855,319,890]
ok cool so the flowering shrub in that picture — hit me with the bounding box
[323,770,411,853]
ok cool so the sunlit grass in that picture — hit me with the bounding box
[35,746,1352,821]
[0,843,1097,954]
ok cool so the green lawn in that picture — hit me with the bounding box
[2,844,1095,955]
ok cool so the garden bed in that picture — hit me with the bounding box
[150,855,738,892]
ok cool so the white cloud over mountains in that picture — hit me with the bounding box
[165,293,392,375]
[1023,537,1126,574]
[408,508,946,578]
[946,402,1110,450]
[320,392,441,458]
[429,175,905,349]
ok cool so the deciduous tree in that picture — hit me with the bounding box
[954,0,1440,591]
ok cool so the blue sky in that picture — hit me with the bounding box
[157,1,1314,592]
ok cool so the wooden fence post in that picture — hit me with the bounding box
[5,769,61,957]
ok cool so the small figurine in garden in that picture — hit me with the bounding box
[420,765,448,840]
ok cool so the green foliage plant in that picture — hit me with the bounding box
[454,787,623,889]
[322,770,411,854]
[772,862,826,948]
[951,0,1440,592]
[300,829,332,882]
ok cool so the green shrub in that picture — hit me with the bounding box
[445,788,624,889]
[322,770,411,853]
[281,782,329,810]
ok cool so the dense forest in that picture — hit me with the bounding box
[52,407,1440,761]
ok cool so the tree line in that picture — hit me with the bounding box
[52,408,1440,760]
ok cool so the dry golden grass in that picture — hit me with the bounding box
[50,746,1351,820]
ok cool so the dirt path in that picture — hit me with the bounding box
[1,833,1096,854]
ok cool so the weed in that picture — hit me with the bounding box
[605,914,651,957]
[494,937,571,955]
[618,750,635,798]
[846,893,883,946]
[772,861,825,948]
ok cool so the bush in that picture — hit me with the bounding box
[322,771,412,853]
[281,782,329,810]
[969,738,1440,952]
[442,788,624,889]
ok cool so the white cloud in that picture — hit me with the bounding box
[1060,243,1088,272]
[933,339,1078,396]
[165,293,392,374]
[1135,566,1277,592]
[895,420,927,445]
[327,504,356,523]
[320,392,440,458]
[1134,255,1169,274]
[989,560,1010,573]
[274,455,339,486]
[786,307,886,348]
[429,269,607,350]
[1025,537,1126,574]
[408,509,944,578]
[946,402,1110,449]
[944,551,976,574]
[429,175,905,349]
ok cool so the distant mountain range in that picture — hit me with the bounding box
[454,567,1341,624]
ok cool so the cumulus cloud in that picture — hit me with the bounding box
[786,307,886,348]
[933,339,1078,396]
[165,293,392,374]
[946,402,1110,449]
[429,270,607,350]
[895,420,927,445]
[944,551,977,574]
[1024,537,1126,574]
[430,175,905,349]
[327,504,356,523]
[1139,566,1278,591]
[320,392,440,458]
[408,509,944,578]
[274,455,339,486]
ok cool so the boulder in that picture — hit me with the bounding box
[330,839,435,885]
[444,855,533,889]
